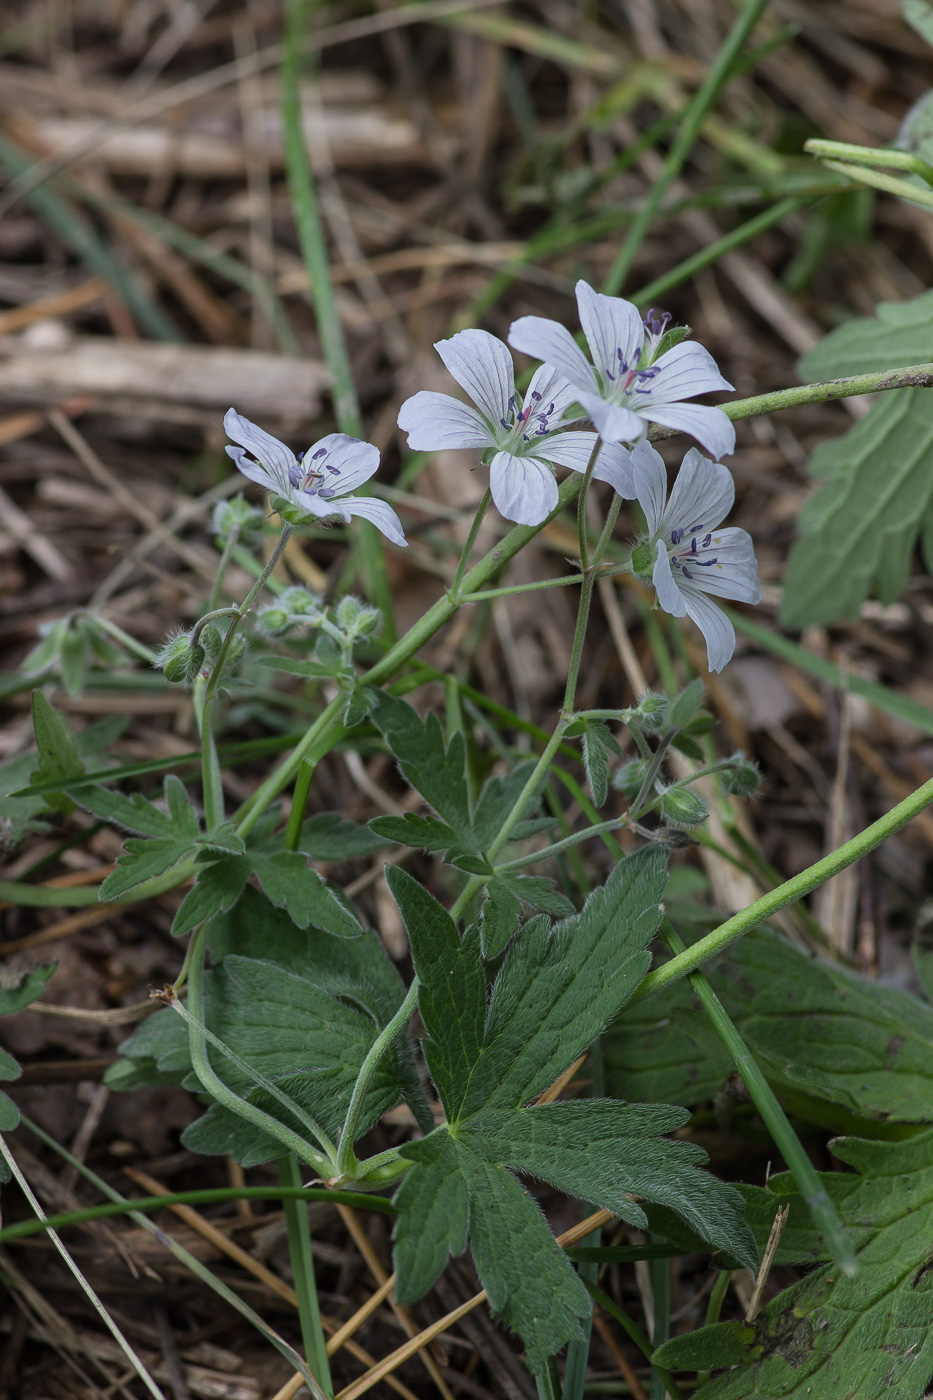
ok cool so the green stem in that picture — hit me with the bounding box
[604,0,770,294]
[659,920,855,1276]
[181,928,335,1171]
[635,772,933,1004]
[281,0,392,635]
[81,612,158,664]
[805,137,933,189]
[450,488,492,599]
[0,1186,395,1244]
[818,159,933,212]
[194,676,225,830]
[208,527,241,614]
[649,1254,672,1400]
[698,1270,732,1387]
[582,1281,683,1400]
[278,1153,333,1396]
[190,607,242,649]
[458,572,586,602]
[336,980,420,1177]
[285,758,316,852]
[719,361,933,424]
[492,814,628,874]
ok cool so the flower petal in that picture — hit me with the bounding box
[575,280,644,378]
[489,451,559,525]
[630,441,668,536]
[307,433,380,495]
[638,402,736,458]
[680,588,736,672]
[661,448,734,537]
[652,540,686,618]
[525,363,581,424]
[577,392,646,445]
[224,408,297,491]
[338,495,409,548]
[635,342,733,403]
[397,391,492,450]
[225,444,278,493]
[541,432,635,498]
[508,315,598,394]
[678,527,760,604]
[434,329,515,426]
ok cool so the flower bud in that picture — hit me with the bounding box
[256,606,292,638]
[721,755,761,797]
[157,632,204,683]
[280,586,325,621]
[613,759,650,799]
[659,784,708,829]
[335,594,364,631]
[636,692,669,732]
[212,496,264,546]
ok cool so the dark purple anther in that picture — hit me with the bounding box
[312,448,327,461]
[671,527,684,545]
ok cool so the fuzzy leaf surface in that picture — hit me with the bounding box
[30,692,83,814]
[604,926,933,1128]
[783,292,933,624]
[388,851,756,1368]
[694,1131,933,1399]
[370,691,472,840]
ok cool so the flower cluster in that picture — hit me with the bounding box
[224,279,759,671]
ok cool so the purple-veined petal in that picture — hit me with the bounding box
[525,363,581,424]
[638,401,736,459]
[397,391,492,451]
[630,441,668,535]
[575,280,644,379]
[676,527,760,604]
[225,444,279,493]
[338,495,409,548]
[661,448,734,537]
[434,329,515,426]
[508,315,598,394]
[577,392,646,445]
[680,588,736,672]
[652,541,686,618]
[307,433,380,495]
[489,451,559,526]
[541,432,635,498]
[291,491,336,519]
[635,342,733,404]
[224,408,297,491]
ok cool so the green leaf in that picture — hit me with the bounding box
[606,926,933,1129]
[470,761,544,849]
[783,291,933,625]
[388,851,755,1366]
[172,859,251,937]
[0,963,56,1015]
[31,692,83,815]
[0,1089,20,1131]
[298,812,384,861]
[115,887,434,1144]
[75,774,198,839]
[695,1132,933,1399]
[580,722,620,808]
[479,878,522,959]
[369,691,472,843]
[393,1133,469,1303]
[368,813,460,852]
[652,1320,755,1371]
[385,866,486,1121]
[249,847,362,937]
[0,1048,21,1081]
[100,833,199,900]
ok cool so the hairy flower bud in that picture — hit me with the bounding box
[721,755,761,798]
[659,784,708,829]
[157,631,204,683]
[613,759,650,799]
[636,692,670,732]
[212,495,264,546]
[256,606,292,638]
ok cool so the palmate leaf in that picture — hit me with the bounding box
[688,1131,933,1400]
[111,888,432,1159]
[604,926,933,1129]
[370,690,472,841]
[386,853,757,1372]
[782,290,933,625]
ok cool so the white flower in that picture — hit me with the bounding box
[396,328,635,526]
[508,281,736,459]
[224,409,407,548]
[631,442,760,672]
